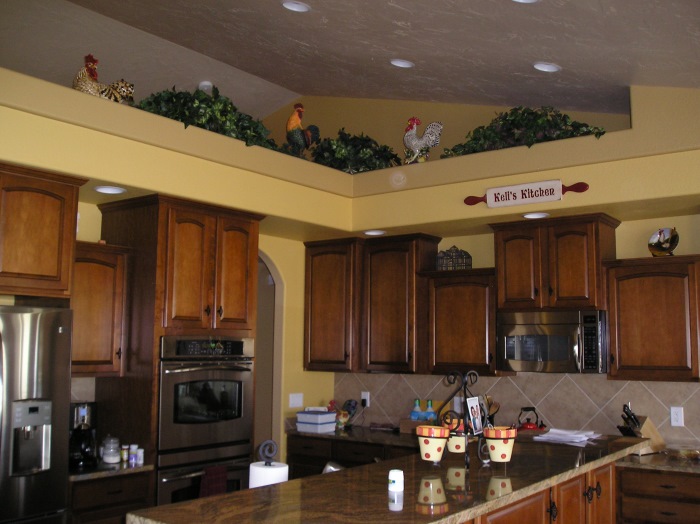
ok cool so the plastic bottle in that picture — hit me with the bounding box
[409,399,423,421]
[424,399,436,423]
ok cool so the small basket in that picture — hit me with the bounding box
[437,246,472,271]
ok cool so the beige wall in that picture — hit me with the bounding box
[2,69,700,458]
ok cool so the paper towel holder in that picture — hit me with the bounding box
[257,439,279,466]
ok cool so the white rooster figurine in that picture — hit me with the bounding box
[403,116,444,164]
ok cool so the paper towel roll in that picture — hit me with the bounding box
[249,461,289,488]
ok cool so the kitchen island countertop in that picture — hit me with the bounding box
[127,435,647,524]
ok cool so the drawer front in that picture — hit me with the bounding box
[334,441,384,465]
[287,436,333,458]
[620,495,700,523]
[619,469,700,501]
[71,474,151,511]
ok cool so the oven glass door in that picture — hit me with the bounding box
[159,361,253,452]
[157,458,249,506]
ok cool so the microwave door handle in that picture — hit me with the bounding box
[575,326,582,372]
[164,365,252,374]
[161,470,206,483]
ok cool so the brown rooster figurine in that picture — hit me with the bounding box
[73,54,134,104]
[403,116,443,164]
[286,103,320,157]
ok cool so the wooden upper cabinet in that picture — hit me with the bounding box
[492,214,619,310]
[362,234,440,373]
[304,238,364,372]
[425,269,496,375]
[71,242,130,376]
[605,255,700,381]
[0,163,85,297]
[163,203,259,332]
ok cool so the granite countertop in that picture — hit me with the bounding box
[69,461,154,482]
[289,426,420,449]
[617,450,700,474]
[127,435,647,524]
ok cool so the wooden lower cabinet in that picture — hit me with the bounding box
[480,490,550,523]
[617,467,700,523]
[69,472,153,523]
[286,434,417,479]
[479,463,614,524]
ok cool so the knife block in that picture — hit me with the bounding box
[634,415,665,455]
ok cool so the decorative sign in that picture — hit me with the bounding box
[464,181,589,207]
[486,179,561,208]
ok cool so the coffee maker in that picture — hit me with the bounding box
[69,402,98,471]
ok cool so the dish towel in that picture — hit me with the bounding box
[199,465,228,497]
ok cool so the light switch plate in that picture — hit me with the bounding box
[361,391,370,407]
[289,393,304,408]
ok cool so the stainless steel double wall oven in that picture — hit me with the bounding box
[157,336,254,505]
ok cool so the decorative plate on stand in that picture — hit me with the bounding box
[648,227,679,256]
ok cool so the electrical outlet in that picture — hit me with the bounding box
[361,391,370,408]
[671,406,684,427]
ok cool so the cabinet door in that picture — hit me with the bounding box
[427,270,496,374]
[0,168,82,297]
[548,221,599,308]
[214,215,258,331]
[163,206,216,330]
[607,259,699,381]
[304,239,363,372]
[494,227,544,309]
[71,242,129,376]
[482,489,549,523]
[362,236,438,373]
[587,462,615,524]
[553,473,587,523]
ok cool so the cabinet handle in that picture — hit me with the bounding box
[583,486,594,503]
[610,354,615,364]
[546,500,558,521]
[660,511,677,516]
[659,484,676,489]
[116,347,122,360]
[548,286,554,296]
[217,306,224,318]
[344,351,349,361]
[594,481,602,499]
[534,287,539,297]
[205,305,211,316]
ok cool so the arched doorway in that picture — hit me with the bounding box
[254,254,282,453]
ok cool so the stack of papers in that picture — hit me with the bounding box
[533,429,602,447]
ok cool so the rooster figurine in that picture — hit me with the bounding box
[73,54,134,104]
[403,116,443,164]
[286,103,320,157]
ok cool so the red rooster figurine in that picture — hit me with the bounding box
[286,103,320,157]
[403,116,443,164]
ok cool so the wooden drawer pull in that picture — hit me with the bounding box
[106,489,123,495]
[660,511,677,516]
[659,484,676,489]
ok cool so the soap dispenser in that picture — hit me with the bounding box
[410,399,423,421]
[424,399,436,423]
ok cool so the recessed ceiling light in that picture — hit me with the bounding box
[533,62,562,73]
[390,59,415,69]
[523,212,550,219]
[94,185,127,195]
[282,1,311,12]
[364,230,386,236]
[512,0,540,4]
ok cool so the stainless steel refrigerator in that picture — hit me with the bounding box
[0,306,72,523]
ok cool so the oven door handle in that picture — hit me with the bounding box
[160,470,206,483]
[164,365,252,374]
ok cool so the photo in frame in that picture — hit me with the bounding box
[466,396,483,435]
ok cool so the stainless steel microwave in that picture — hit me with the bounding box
[496,310,607,373]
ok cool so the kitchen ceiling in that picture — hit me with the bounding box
[2,0,700,119]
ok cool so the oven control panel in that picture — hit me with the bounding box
[160,336,254,359]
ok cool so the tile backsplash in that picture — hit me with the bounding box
[334,372,700,446]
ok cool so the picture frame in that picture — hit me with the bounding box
[466,396,483,435]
